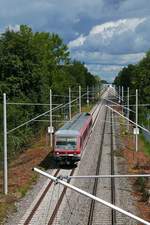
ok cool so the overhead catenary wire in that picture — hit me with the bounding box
[34,168,150,225]
[61,174,150,180]
[103,97,135,113]
[7,103,63,134]
[7,91,87,134]
[106,105,150,134]
[6,102,60,106]
[123,104,150,107]
[1,86,100,195]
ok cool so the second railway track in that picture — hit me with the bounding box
[87,102,108,225]
[87,100,117,225]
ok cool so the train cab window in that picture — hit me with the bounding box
[56,137,77,150]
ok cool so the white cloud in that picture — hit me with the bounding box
[68,16,149,81]
[69,47,146,82]
[68,34,86,48]
[71,51,145,66]
[85,64,123,82]
[69,17,147,53]
[7,24,20,32]
[89,18,146,36]
[87,64,123,74]
[0,24,20,33]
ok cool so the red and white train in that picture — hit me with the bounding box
[54,112,92,164]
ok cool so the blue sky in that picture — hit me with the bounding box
[0,0,150,82]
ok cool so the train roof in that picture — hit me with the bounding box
[55,112,91,137]
[55,130,80,137]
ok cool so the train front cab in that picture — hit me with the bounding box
[54,134,81,165]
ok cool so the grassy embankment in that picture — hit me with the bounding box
[140,134,150,156]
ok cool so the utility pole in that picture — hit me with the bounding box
[122,86,124,114]
[122,86,124,103]
[69,87,71,120]
[92,85,94,102]
[99,84,101,98]
[127,87,130,131]
[87,86,89,107]
[135,89,138,152]
[79,85,81,113]
[49,89,53,148]
[3,93,8,195]
[118,86,120,103]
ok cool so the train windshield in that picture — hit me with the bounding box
[56,137,77,150]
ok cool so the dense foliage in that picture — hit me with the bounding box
[0,25,99,163]
[114,51,150,125]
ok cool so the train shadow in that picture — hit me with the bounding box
[59,164,77,170]
[38,153,77,170]
[38,153,57,170]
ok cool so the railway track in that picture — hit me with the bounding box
[86,94,138,225]
[18,90,138,225]
[110,105,116,225]
[112,100,138,225]
[19,100,104,225]
[23,169,60,225]
[47,168,75,225]
[87,103,108,225]
[87,98,118,225]
[44,92,139,225]
[6,88,141,225]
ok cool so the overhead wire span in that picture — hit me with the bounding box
[103,97,135,113]
[34,168,150,225]
[7,103,63,134]
[61,174,150,181]
[7,91,87,134]
[106,105,150,134]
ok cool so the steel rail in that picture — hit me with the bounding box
[110,108,116,225]
[91,101,103,128]
[23,169,60,225]
[47,169,75,225]
[87,103,108,225]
